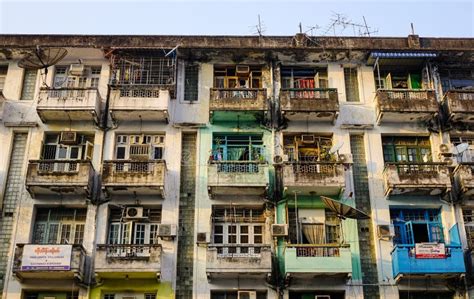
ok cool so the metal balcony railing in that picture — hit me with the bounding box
[97,244,161,259]
[281,88,338,100]
[376,89,436,101]
[118,85,162,98]
[289,161,342,176]
[286,244,349,257]
[211,88,265,100]
[105,160,163,173]
[208,244,270,258]
[385,162,445,177]
[210,161,265,173]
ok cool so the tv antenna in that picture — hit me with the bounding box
[18,46,68,87]
[323,12,378,37]
[251,14,266,37]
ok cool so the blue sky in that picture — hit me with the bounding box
[0,0,472,37]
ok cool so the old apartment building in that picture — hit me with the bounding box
[0,34,473,299]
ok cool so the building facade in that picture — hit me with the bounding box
[0,34,473,299]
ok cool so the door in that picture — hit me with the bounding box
[405,221,414,245]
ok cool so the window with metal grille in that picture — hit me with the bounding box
[53,65,101,89]
[281,66,328,89]
[344,67,359,102]
[184,64,199,102]
[287,208,341,245]
[212,134,264,161]
[21,69,38,100]
[32,208,87,245]
[103,294,115,299]
[213,65,262,88]
[283,133,333,162]
[463,209,474,249]
[115,134,165,160]
[0,65,8,91]
[145,294,156,299]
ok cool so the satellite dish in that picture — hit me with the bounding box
[329,141,344,154]
[321,196,370,220]
[18,46,68,84]
[455,143,469,155]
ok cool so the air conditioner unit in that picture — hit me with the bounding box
[124,207,144,219]
[377,224,395,240]
[236,65,250,74]
[439,143,453,156]
[157,224,177,238]
[301,134,315,144]
[68,64,85,76]
[315,296,331,299]
[271,224,288,237]
[196,232,209,244]
[443,156,458,167]
[339,153,353,164]
[237,291,256,299]
[60,131,78,144]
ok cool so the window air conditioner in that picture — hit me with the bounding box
[68,64,85,76]
[196,232,209,244]
[124,207,144,219]
[271,224,288,237]
[377,224,395,240]
[237,291,256,299]
[301,134,315,144]
[60,131,78,144]
[157,224,177,238]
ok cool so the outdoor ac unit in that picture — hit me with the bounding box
[196,232,209,244]
[339,153,353,164]
[315,296,331,299]
[442,156,458,167]
[60,131,78,144]
[236,65,250,74]
[439,143,453,156]
[377,224,395,240]
[68,64,85,76]
[124,207,144,219]
[271,224,288,237]
[157,224,177,238]
[301,134,315,144]
[237,291,256,299]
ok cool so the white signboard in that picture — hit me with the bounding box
[415,243,446,259]
[21,244,72,271]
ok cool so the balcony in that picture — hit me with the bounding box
[391,245,465,280]
[375,89,438,124]
[26,160,94,199]
[443,90,474,123]
[280,88,339,122]
[95,244,162,280]
[109,86,169,122]
[102,160,166,198]
[13,244,86,282]
[453,163,474,200]
[36,88,101,124]
[383,162,451,198]
[282,162,345,196]
[284,244,352,279]
[207,161,269,198]
[209,88,268,122]
[206,244,272,280]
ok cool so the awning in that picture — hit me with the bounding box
[368,51,438,66]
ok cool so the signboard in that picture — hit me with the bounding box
[21,244,72,271]
[415,243,446,259]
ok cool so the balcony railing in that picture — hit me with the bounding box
[13,244,86,281]
[206,244,272,279]
[383,162,451,197]
[282,162,345,196]
[102,160,166,197]
[95,244,162,279]
[207,161,269,197]
[443,90,474,123]
[375,89,438,124]
[26,160,94,198]
[209,88,268,111]
[284,244,352,277]
[391,244,465,279]
[109,87,169,121]
[280,88,339,122]
[37,88,101,123]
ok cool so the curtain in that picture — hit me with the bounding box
[301,220,325,244]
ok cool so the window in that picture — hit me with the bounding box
[344,67,359,102]
[213,65,262,88]
[21,69,38,100]
[40,133,94,171]
[439,69,474,93]
[115,134,165,160]
[103,294,115,299]
[212,134,264,161]
[53,65,101,89]
[184,64,199,102]
[283,134,333,162]
[32,208,87,244]
[390,208,444,245]
[25,292,78,299]
[211,291,267,299]
[281,67,328,89]
[451,136,474,163]
[287,208,341,245]
[0,65,7,91]
[382,136,431,163]
[107,207,161,245]
[212,207,265,256]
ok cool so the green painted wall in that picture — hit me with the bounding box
[90,280,174,299]
[276,195,362,281]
